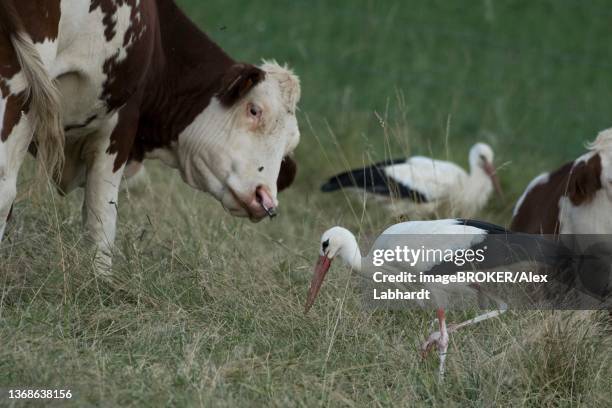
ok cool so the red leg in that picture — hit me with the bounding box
[421,308,450,381]
[437,308,449,380]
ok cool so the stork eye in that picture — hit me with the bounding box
[322,239,330,251]
[479,154,486,162]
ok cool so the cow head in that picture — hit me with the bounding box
[568,154,602,206]
[176,61,300,221]
[568,129,612,205]
[592,129,612,203]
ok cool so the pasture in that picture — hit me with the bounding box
[1,0,611,406]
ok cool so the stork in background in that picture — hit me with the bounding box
[321,143,503,218]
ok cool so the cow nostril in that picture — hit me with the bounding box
[255,186,277,218]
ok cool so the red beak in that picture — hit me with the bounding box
[304,255,332,314]
[483,162,504,198]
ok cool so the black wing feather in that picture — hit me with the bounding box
[455,218,511,235]
[321,158,428,202]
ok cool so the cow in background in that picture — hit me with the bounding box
[511,128,612,234]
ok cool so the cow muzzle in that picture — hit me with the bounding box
[230,185,278,221]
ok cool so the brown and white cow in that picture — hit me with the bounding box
[0,0,300,271]
[511,128,612,234]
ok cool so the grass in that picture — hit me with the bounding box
[1,0,612,406]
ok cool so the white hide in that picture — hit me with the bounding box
[558,192,612,234]
[54,0,140,134]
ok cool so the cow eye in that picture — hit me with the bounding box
[248,103,262,119]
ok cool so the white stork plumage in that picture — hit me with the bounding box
[304,218,540,381]
[321,143,503,218]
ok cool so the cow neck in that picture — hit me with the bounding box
[134,0,236,161]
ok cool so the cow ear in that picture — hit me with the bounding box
[277,156,297,192]
[568,154,602,205]
[217,63,265,107]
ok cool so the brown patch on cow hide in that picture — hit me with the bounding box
[510,162,574,234]
[99,0,151,111]
[217,64,265,107]
[98,0,154,171]
[0,2,22,35]
[130,0,237,161]
[107,101,140,172]
[0,7,21,79]
[0,26,25,144]
[1,91,25,141]
[277,156,297,192]
[0,2,37,142]
[90,0,120,41]
[568,154,602,206]
[11,0,60,43]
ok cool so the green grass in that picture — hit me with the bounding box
[2,0,612,406]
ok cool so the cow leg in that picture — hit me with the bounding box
[0,97,32,242]
[120,160,147,191]
[82,115,128,274]
[81,106,138,274]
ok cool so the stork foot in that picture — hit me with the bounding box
[421,327,450,381]
[421,328,450,358]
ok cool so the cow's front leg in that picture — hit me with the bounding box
[82,111,135,274]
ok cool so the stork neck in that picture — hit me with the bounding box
[468,163,489,182]
[340,241,363,272]
[463,164,493,205]
[472,163,493,183]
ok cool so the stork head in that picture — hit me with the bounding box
[304,227,359,314]
[469,143,503,198]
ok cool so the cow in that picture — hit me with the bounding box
[0,0,301,272]
[511,128,612,234]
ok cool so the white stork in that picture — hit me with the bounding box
[303,218,574,381]
[321,143,503,218]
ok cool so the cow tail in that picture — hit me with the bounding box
[0,2,64,180]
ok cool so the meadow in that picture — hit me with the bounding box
[1,0,611,406]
